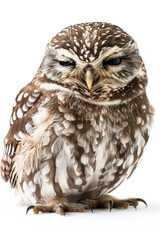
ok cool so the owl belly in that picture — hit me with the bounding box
[16,115,147,205]
[45,125,140,202]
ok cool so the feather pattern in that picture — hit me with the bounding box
[0,22,154,206]
[1,77,44,186]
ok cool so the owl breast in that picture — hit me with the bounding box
[15,92,151,204]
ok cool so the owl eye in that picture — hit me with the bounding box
[103,57,122,67]
[59,61,75,67]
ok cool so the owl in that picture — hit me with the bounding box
[1,22,153,215]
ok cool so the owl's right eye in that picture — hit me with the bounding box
[59,61,75,67]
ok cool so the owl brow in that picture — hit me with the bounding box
[52,57,75,63]
[105,49,138,62]
[46,49,70,62]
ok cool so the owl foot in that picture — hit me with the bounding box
[78,194,147,211]
[26,196,92,215]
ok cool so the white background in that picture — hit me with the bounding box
[0,0,160,239]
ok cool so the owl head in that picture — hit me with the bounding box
[41,22,147,105]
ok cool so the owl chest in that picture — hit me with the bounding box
[49,110,139,197]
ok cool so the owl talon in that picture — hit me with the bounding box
[26,205,34,215]
[26,205,39,215]
[109,200,113,212]
[58,205,65,215]
[136,198,148,207]
[77,199,93,212]
[126,200,137,210]
[79,203,93,213]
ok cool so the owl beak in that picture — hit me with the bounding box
[85,70,93,90]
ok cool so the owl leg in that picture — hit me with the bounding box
[78,195,147,211]
[26,196,92,215]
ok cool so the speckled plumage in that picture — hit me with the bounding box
[1,22,153,212]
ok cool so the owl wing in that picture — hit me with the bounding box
[1,81,44,187]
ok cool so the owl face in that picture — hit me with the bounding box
[42,22,146,105]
